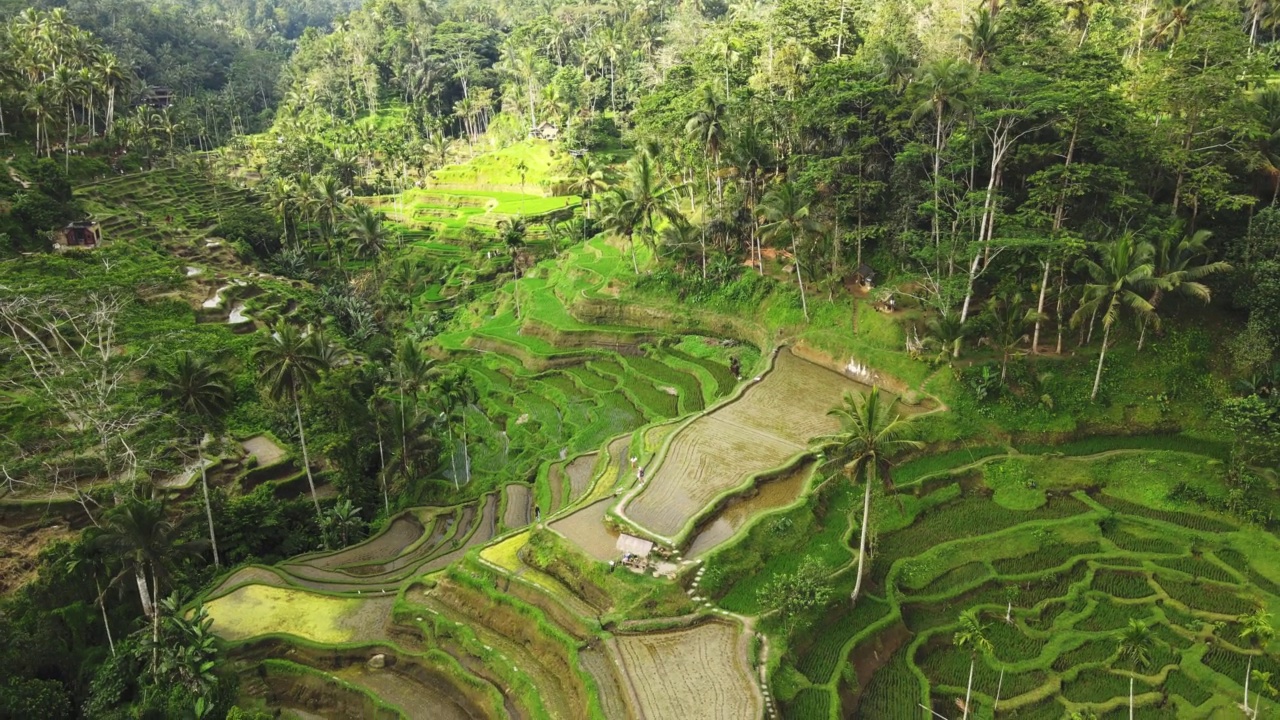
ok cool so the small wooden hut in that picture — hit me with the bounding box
[60,221,101,249]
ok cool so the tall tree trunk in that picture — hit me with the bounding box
[1129,676,1134,720]
[835,0,848,58]
[850,476,873,605]
[963,655,975,720]
[375,413,388,515]
[1245,655,1253,710]
[150,565,160,675]
[94,575,116,657]
[932,110,943,256]
[198,445,220,567]
[1055,265,1067,354]
[134,566,153,617]
[1091,324,1111,401]
[106,86,115,136]
[792,234,809,321]
[1032,260,1052,354]
[513,259,522,319]
[293,388,323,522]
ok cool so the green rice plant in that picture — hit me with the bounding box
[903,582,1012,632]
[1030,600,1069,630]
[1096,556,1145,567]
[894,446,1008,486]
[1094,494,1236,533]
[1014,434,1229,459]
[784,687,831,719]
[983,620,1047,663]
[1019,562,1091,607]
[1155,556,1238,584]
[1103,524,1183,554]
[1215,549,1280,598]
[1092,569,1156,599]
[873,494,1089,582]
[617,371,679,418]
[1149,622,1193,650]
[1060,667,1142,704]
[1009,698,1070,720]
[665,347,737,397]
[1198,646,1280,684]
[794,597,891,683]
[566,366,616,392]
[1163,669,1212,706]
[1051,639,1116,671]
[1078,598,1151,632]
[918,562,990,597]
[993,541,1102,577]
[1154,575,1255,616]
[916,643,1046,698]
[622,355,705,413]
[859,646,923,720]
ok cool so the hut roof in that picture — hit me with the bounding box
[616,534,654,558]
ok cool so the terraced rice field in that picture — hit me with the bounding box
[614,621,762,720]
[207,585,394,643]
[625,349,866,539]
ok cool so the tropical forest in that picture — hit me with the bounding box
[4,0,1280,718]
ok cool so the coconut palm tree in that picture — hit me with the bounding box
[980,291,1037,382]
[252,324,333,522]
[1116,618,1154,720]
[346,205,392,259]
[620,152,681,270]
[436,370,478,488]
[958,9,999,69]
[1239,609,1275,711]
[499,215,528,318]
[811,387,923,606]
[686,85,729,277]
[90,497,203,672]
[571,153,610,225]
[598,188,642,272]
[1071,234,1158,401]
[760,181,819,320]
[1140,229,1232,349]
[954,611,993,720]
[156,352,232,568]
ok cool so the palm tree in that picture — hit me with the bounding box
[958,9,998,69]
[499,215,528,319]
[253,324,333,522]
[954,611,993,720]
[621,152,680,269]
[1070,234,1158,401]
[926,310,969,362]
[91,497,202,671]
[1116,618,1154,720]
[598,188,641,272]
[157,352,232,568]
[811,387,923,605]
[1239,609,1275,711]
[1150,0,1200,50]
[266,178,297,247]
[686,85,729,278]
[1141,229,1232,349]
[909,58,975,253]
[313,174,350,253]
[1251,669,1276,718]
[571,153,610,222]
[980,292,1036,382]
[760,181,818,320]
[437,370,478,487]
[346,205,392,259]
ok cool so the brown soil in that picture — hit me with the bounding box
[0,524,76,595]
[242,435,287,466]
[549,499,619,562]
[502,483,531,529]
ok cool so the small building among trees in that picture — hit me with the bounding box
[854,264,877,289]
[529,122,559,140]
[59,221,101,250]
[139,86,175,110]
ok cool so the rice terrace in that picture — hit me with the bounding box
[4,2,1280,720]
